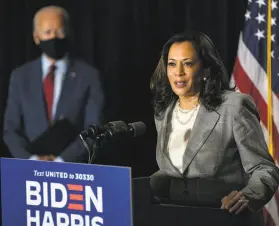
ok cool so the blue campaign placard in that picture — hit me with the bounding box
[0,158,132,226]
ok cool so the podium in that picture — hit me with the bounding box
[0,158,264,226]
[132,177,264,226]
[0,158,132,226]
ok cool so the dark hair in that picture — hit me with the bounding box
[150,31,235,118]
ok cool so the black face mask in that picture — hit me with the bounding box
[39,37,69,60]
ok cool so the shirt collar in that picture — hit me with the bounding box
[41,54,68,77]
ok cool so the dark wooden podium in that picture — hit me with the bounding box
[132,177,264,226]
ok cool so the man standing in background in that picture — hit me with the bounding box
[3,5,104,162]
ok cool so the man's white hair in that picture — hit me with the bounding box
[33,5,70,34]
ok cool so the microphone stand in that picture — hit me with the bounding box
[88,136,103,164]
[79,134,103,164]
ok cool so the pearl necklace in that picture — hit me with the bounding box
[175,101,199,125]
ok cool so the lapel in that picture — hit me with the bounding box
[157,100,182,175]
[55,60,78,120]
[157,100,220,176]
[182,104,220,173]
[29,58,49,130]
[158,100,176,154]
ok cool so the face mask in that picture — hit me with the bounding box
[39,37,69,60]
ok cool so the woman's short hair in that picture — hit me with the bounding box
[150,31,234,118]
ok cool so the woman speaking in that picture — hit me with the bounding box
[150,31,279,220]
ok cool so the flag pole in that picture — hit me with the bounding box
[267,0,273,158]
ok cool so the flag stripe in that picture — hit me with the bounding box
[233,59,279,225]
[236,33,279,126]
[264,208,276,226]
[275,192,279,218]
[265,191,279,226]
[233,57,279,161]
[257,118,279,225]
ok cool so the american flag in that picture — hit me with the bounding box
[231,0,279,225]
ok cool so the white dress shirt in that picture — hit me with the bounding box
[167,102,200,173]
[29,54,68,162]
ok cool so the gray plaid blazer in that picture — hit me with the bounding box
[154,90,279,211]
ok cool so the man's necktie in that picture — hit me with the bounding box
[43,64,56,122]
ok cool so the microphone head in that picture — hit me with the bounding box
[104,121,128,139]
[128,121,146,137]
[107,121,128,132]
[87,124,103,139]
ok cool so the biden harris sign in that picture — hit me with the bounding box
[0,158,132,226]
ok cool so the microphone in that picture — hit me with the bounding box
[79,121,146,141]
[79,124,104,140]
[101,121,146,140]
[79,121,146,164]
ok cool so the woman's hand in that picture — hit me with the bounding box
[221,190,249,214]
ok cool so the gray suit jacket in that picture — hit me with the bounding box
[154,90,279,211]
[3,58,104,162]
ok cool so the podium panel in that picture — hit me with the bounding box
[132,177,264,226]
[150,204,253,226]
[0,158,132,226]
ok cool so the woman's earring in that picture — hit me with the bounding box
[203,77,206,81]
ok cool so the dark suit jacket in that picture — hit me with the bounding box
[153,91,279,211]
[3,57,104,162]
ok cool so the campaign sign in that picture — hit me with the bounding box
[0,158,132,226]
